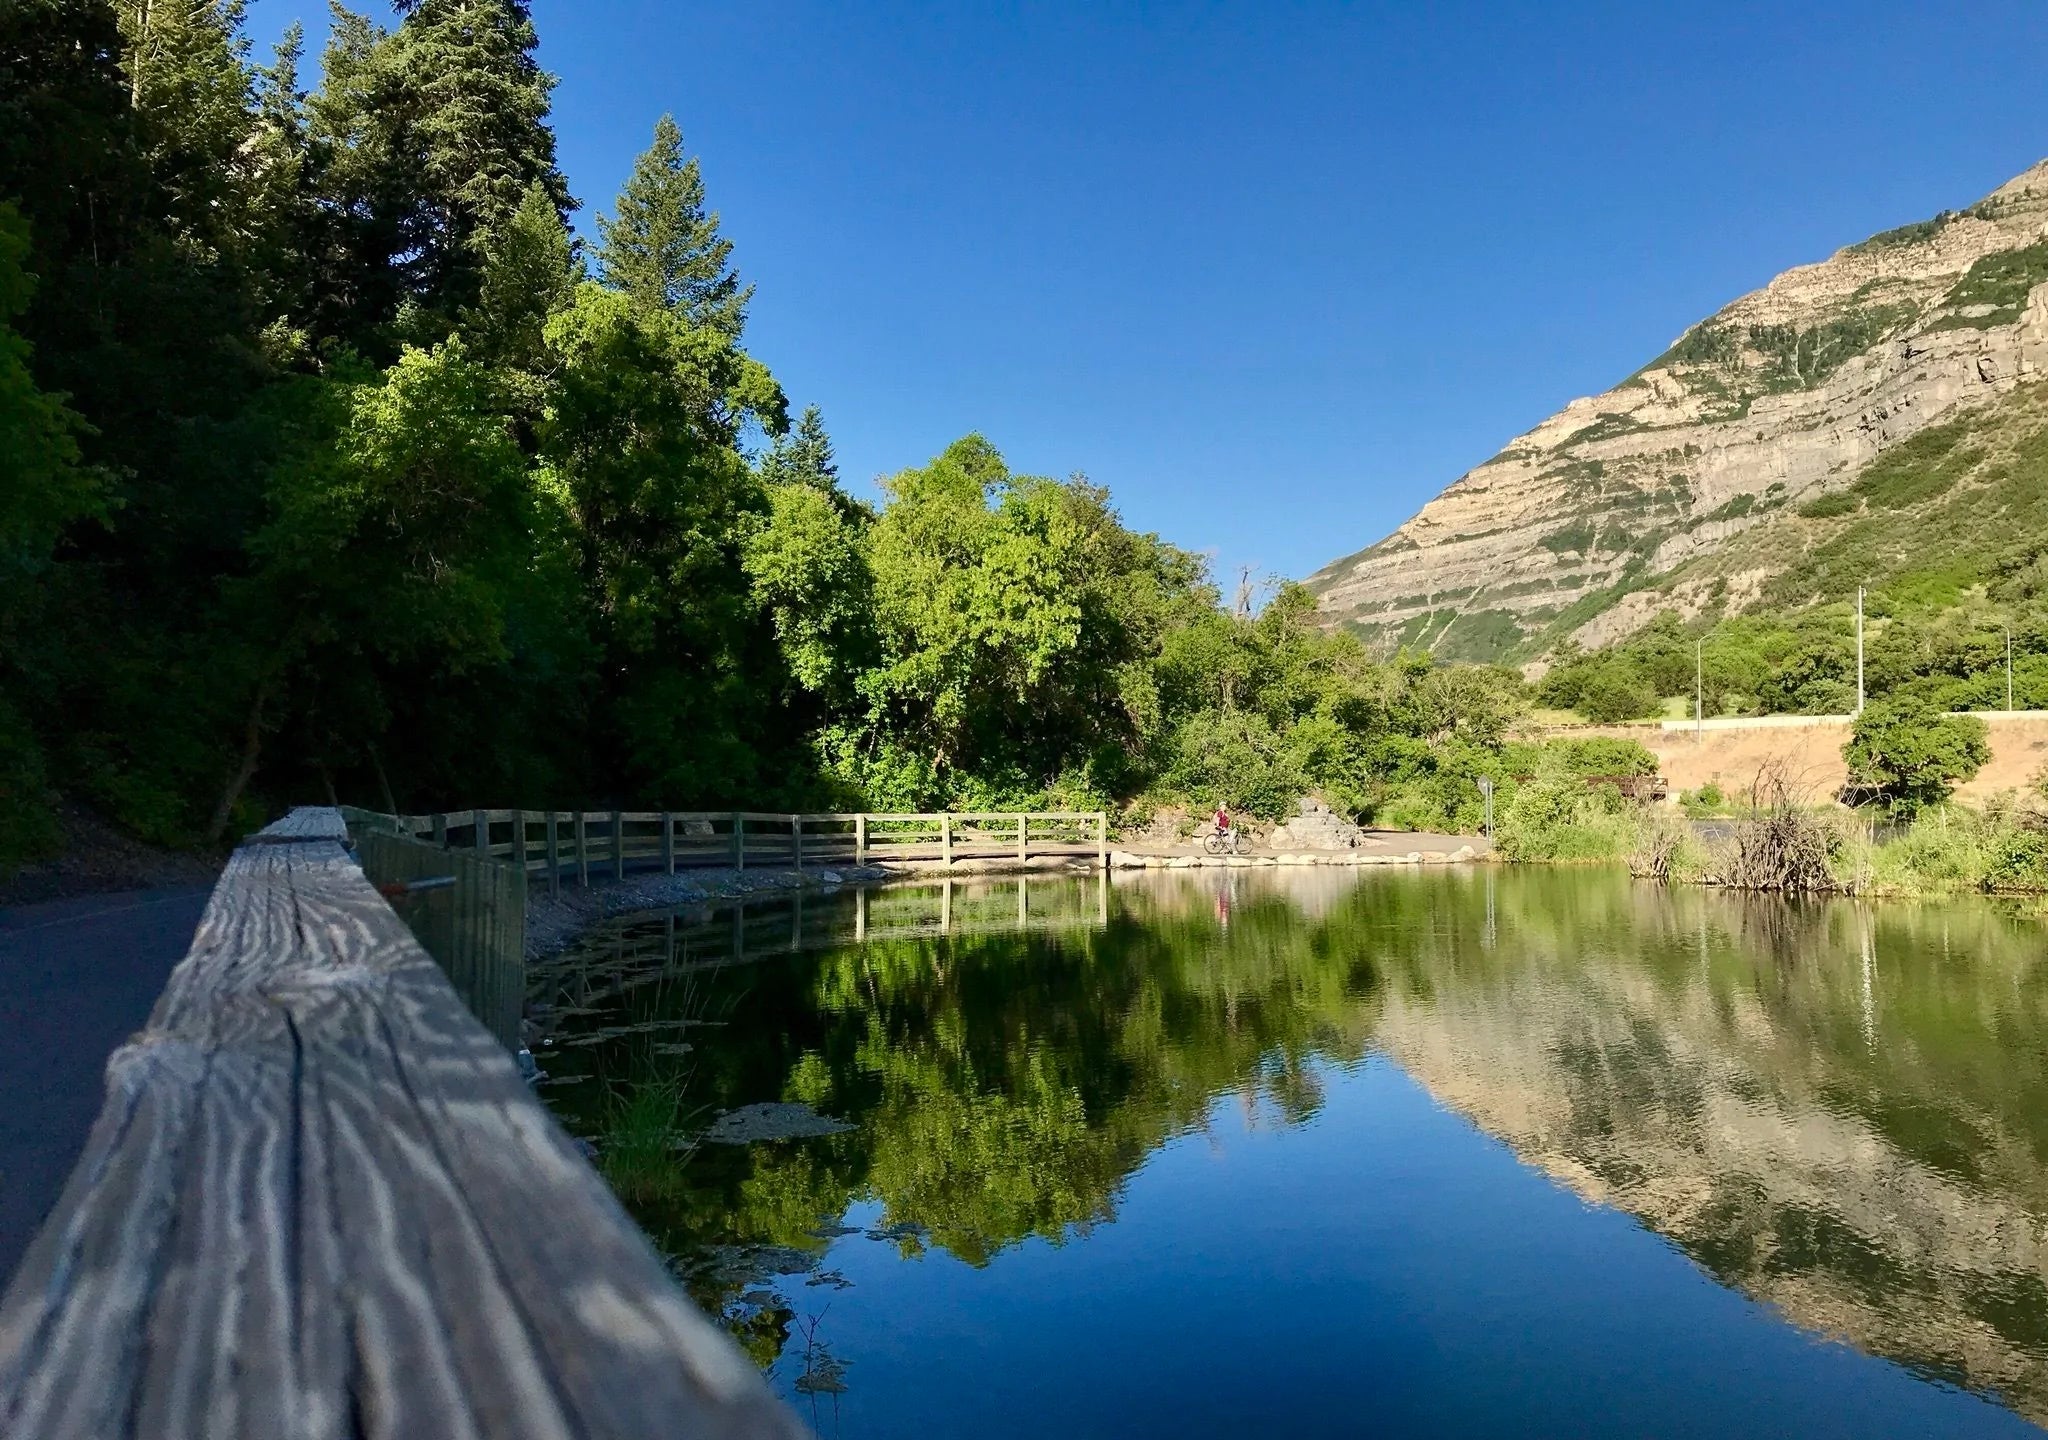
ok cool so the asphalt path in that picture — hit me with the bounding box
[0,883,214,1286]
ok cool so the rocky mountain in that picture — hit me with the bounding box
[1307,160,2048,661]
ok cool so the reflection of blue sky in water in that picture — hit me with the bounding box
[772,1056,2037,1439]
[537,868,2048,1438]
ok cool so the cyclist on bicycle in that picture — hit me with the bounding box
[1214,801,1232,840]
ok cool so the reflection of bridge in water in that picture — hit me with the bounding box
[531,874,1111,1020]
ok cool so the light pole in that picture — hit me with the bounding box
[1695,637,1704,739]
[1855,586,1865,717]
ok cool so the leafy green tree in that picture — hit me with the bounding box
[596,114,748,336]
[743,482,874,702]
[1845,698,1990,816]
[537,283,787,800]
[234,340,537,833]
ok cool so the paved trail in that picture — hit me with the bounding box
[0,884,213,1284]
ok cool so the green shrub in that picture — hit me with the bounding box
[1575,667,1660,723]
[1980,824,2048,891]
[1798,491,1858,519]
[1543,736,1660,777]
[0,700,59,871]
[1680,780,1726,816]
[1493,759,1642,863]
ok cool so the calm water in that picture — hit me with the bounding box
[534,868,2048,1438]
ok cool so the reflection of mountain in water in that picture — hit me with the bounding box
[1372,876,2048,1424]
[535,867,2048,1416]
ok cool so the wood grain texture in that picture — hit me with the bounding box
[0,808,806,1440]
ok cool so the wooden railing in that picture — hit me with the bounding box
[0,808,802,1439]
[342,805,1110,895]
[354,825,526,1051]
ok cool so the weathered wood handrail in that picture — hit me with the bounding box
[341,805,1111,896]
[0,807,803,1439]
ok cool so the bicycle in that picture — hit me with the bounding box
[1202,828,1247,856]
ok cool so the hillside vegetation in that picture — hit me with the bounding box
[1539,381,2048,721]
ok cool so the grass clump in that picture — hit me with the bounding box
[1853,800,2048,894]
[594,1074,699,1206]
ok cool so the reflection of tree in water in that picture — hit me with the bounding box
[539,866,2048,1422]
[538,873,1383,1368]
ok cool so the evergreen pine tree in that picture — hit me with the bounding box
[596,114,750,336]
[116,0,259,261]
[761,404,841,493]
[465,181,576,369]
[244,22,318,343]
[308,0,568,348]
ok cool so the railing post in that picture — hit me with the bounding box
[613,809,625,881]
[942,813,952,868]
[1017,813,1027,863]
[474,808,488,855]
[433,812,447,848]
[855,812,867,865]
[512,809,527,874]
[1096,812,1107,869]
[546,811,560,899]
[576,811,589,887]
[791,814,803,870]
[662,811,675,874]
[733,813,745,871]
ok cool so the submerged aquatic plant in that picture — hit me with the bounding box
[595,1073,701,1206]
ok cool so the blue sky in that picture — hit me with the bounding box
[249,1,2048,585]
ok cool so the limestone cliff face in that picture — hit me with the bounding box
[1308,160,2048,659]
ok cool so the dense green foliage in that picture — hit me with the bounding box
[1844,699,1989,817]
[1,0,1556,865]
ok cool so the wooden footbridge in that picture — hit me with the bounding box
[345,806,1111,895]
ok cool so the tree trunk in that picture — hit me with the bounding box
[370,746,400,817]
[206,678,271,844]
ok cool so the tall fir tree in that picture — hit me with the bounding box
[309,0,568,351]
[760,404,842,493]
[596,114,749,337]
[115,0,258,263]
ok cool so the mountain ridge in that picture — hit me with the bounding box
[1307,159,2048,661]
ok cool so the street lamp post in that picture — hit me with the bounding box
[1855,586,1865,717]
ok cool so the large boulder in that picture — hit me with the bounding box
[1267,797,1365,851]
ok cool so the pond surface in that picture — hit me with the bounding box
[534,867,2048,1438]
